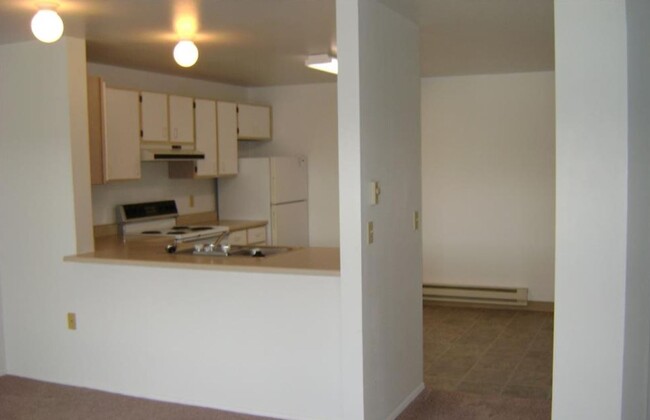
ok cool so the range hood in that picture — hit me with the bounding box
[141,148,205,162]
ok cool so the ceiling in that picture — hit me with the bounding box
[0,0,554,87]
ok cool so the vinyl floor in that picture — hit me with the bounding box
[423,303,554,400]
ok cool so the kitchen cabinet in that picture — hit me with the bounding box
[87,76,140,183]
[193,99,218,177]
[140,91,168,142]
[168,99,239,179]
[169,95,194,144]
[228,226,267,246]
[237,103,271,140]
[247,226,267,244]
[218,102,239,175]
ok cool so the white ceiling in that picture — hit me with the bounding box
[0,0,554,86]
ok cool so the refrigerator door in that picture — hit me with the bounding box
[218,157,271,221]
[271,201,309,246]
[270,156,308,204]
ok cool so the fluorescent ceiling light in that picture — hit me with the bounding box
[305,54,338,75]
[31,3,64,43]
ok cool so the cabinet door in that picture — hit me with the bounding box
[140,91,168,142]
[87,76,105,184]
[169,95,194,144]
[228,230,247,245]
[217,102,238,175]
[194,99,218,177]
[237,104,271,140]
[103,88,141,181]
[247,226,267,244]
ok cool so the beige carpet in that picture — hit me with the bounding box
[0,375,551,419]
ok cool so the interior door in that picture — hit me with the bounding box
[271,201,309,246]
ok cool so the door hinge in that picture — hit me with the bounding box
[140,129,143,137]
[139,95,142,103]
[193,101,196,109]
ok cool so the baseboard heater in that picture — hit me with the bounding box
[423,284,528,306]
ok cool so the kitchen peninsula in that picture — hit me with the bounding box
[65,236,340,276]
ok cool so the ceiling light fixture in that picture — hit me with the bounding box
[31,2,64,43]
[305,54,338,75]
[173,39,199,68]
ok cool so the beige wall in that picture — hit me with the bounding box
[421,72,556,302]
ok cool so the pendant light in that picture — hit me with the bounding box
[31,2,64,43]
[173,40,199,68]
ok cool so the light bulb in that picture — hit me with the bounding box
[31,6,64,43]
[173,40,199,68]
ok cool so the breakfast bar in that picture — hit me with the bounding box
[65,235,340,276]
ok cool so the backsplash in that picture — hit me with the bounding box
[91,162,216,225]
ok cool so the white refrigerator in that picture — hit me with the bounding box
[218,156,309,246]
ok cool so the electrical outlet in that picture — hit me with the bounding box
[189,195,195,208]
[413,211,420,231]
[67,312,77,330]
[368,221,374,244]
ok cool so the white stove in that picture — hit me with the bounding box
[117,200,228,253]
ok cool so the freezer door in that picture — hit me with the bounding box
[271,201,309,246]
[270,156,308,204]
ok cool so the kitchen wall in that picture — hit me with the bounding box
[86,63,248,225]
[0,39,342,419]
[242,83,339,247]
[91,163,217,225]
[421,71,556,302]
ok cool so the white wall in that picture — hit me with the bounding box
[243,83,340,247]
[91,163,217,225]
[622,0,650,418]
[0,275,6,375]
[337,0,423,418]
[421,72,556,302]
[553,1,629,419]
[87,63,246,102]
[86,63,248,225]
[0,39,342,420]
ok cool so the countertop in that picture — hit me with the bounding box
[65,234,340,277]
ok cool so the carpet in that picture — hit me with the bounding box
[0,375,271,420]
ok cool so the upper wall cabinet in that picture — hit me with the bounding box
[87,76,141,184]
[140,91,168,142]
[168,100,239,179]
[237,104,271,140]
[169,95,195,144]
[194,99,218,177]
[218,102,239,175]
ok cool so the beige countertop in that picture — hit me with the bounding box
[65,235,340,277]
